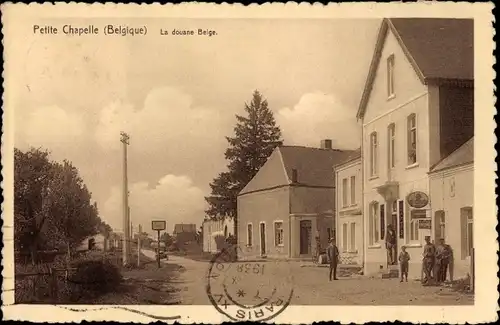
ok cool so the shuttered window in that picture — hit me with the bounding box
[247,223,253,247]
[349,223,356,252]
[461,207,473,259]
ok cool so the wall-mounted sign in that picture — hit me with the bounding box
[410,209,427,219]
[419,219,431,229]
[398,201,404,239]
[407,191,429,208]
[152,220,166,231]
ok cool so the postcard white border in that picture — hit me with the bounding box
[1,2,497,324]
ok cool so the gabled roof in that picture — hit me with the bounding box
[357,18,474,120]
[333,148,362,170]
[430,137,474,173]
[173,223,197,234]
[239,146,357,196]
[279,146,357,188]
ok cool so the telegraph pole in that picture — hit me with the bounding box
[120,131,130,266]
[137,224,142,267]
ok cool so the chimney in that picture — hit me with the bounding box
[320,139,333,149]
[291,169,298,183]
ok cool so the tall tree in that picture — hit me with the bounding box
[45,160,100,258]
[205,90,283,239]
[14,147,102,264]
[14,148,55,263]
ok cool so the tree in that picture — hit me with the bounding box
[14,148,55,263]
[14,147,102,264]
[160,232,174,247]
[45,160,100,258]
[205,90,283,242]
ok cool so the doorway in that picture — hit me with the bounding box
[260,223,266,256]
[391,201,398,263]
[300,220,312,255]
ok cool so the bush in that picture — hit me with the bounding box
[69,259,122,300]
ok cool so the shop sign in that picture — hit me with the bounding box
[419,219,432,229]
[411,209,427,219]
[407,191,429,208]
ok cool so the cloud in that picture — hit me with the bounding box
[95,87,231,153]
[15,105,86,149]
[276,92,360,149]
[102,174,205,235]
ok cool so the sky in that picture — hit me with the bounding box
[12,17,381,234]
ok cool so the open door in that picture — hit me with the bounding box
[299,220,312,255]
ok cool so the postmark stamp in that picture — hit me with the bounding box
[206,246,294,322]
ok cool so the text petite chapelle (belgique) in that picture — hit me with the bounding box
[33,24,218,37]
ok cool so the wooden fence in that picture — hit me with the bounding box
[15,267,78,303]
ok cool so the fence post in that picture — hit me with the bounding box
[50,268,59,301]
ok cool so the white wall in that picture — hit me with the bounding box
[430,164,474,280]
[335,159,363,265]
[361,27,432,278]
[203,217,235,253]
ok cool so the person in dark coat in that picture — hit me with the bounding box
[435,238,451,283]
[422,236,436,285]
[386,225,397,265]
[327,238,339,281]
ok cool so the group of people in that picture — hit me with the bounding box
[326,228,453,284]
[422,236,453,285]
[395,235,453,284]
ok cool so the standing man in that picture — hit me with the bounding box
[327,238,339,281]
[435,238,451,283]
[386,225,397,265]
[422,236,436,285]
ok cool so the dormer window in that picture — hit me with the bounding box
[387,54,395,98]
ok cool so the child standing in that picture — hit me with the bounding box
[399,246,410,282]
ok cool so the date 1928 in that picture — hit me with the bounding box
[236,263,265,275]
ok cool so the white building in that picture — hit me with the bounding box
[356,18,473,279]
[202,217,235,253]
[334,151,363,265]
[429,137,474,280]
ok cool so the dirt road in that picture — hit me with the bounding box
[142,250,211,304]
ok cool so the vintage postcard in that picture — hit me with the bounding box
[1,2,497,324]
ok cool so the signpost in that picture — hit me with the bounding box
[152,220,166,268]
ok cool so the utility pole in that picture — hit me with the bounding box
[120,131,130,266]
[137,224,142,267]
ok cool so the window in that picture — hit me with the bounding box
[247,223,253,246]
[408,209,422,242]
[409,218,419,242]
[350,176,356,205]
[342,178,348,207]
[461,207,473,259]
[407,114,417,165]
[370,132,378,176]
[274,221,284,246]
[387,54,395,97]
[388,123,396,168]
[369,202,380,245]
[327,227,332,241]
[438,211,446,240]
[342,223,348,252]
[349,223,356,252]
